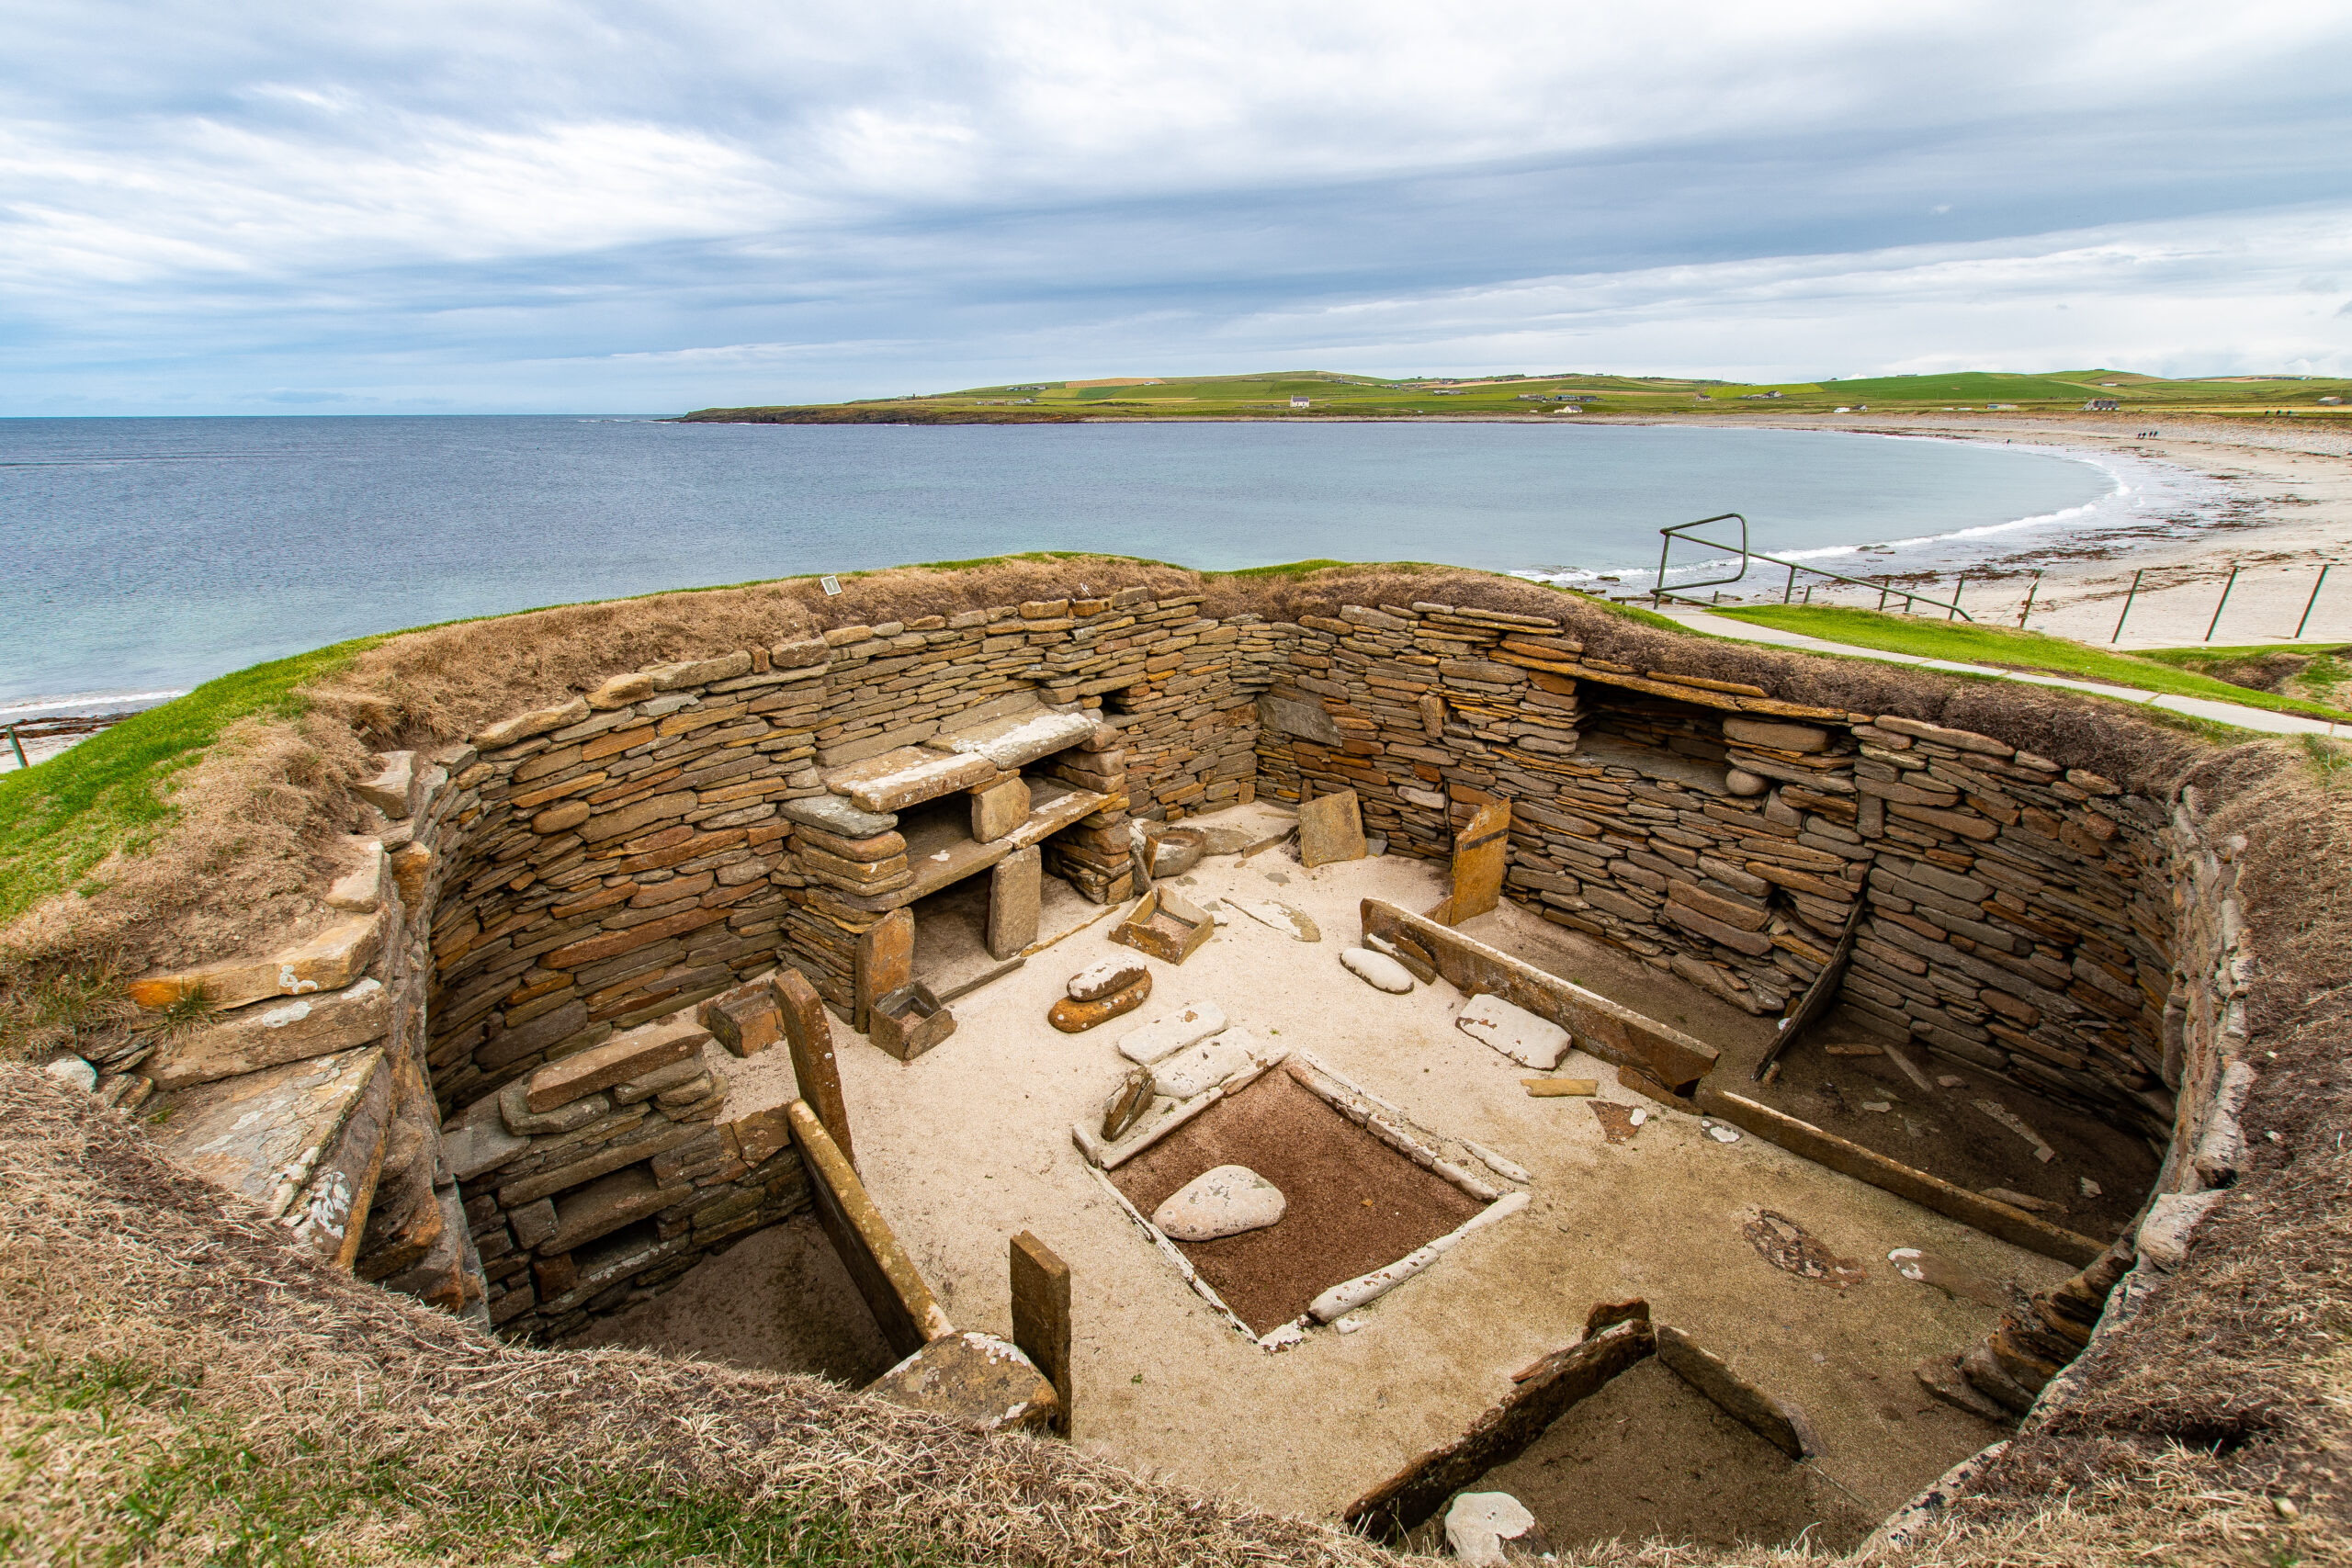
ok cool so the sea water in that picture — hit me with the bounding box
[0,416,2204,708]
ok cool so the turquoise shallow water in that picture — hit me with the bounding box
[0,416,2168,707]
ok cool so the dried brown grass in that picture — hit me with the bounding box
[0,1064,1420,1567]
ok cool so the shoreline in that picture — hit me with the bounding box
[1562,412,2352,650]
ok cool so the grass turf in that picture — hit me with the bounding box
[1705,605,2352,721]
[0,637,381,931]
[6,1348,924,1568]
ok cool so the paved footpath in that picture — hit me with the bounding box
[1655,608,2347,739]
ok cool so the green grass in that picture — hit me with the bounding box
[0,637,384,931]
[678,365,2352,423]
[2131,640,2352,702]
[1706,605,2352,721]
[6,1349,919,1567]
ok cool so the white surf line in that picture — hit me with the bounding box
[1655,609,2345,738]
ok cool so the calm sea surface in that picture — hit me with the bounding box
[0,416,2181,708]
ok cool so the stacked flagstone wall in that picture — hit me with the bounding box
[113,573,2276,1348]
[1246,600,2180,1140]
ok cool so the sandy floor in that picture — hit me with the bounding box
[701,801,2062,1526]
[1614,412,2352,653]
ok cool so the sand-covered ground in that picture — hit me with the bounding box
[1622,412,2352,652]
[617,805,2071,1529]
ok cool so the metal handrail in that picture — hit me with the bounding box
[1650,513,1976,621]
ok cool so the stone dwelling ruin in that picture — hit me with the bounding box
[9,558,2345,1564]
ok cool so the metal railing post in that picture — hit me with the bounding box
[2112,569,2143,643]
[6,725,25,771]
[1648,514,1974,621]
[1948,574,1965,621]
[2295,563,2331,639]
[2204,563,2240,643]
[2018,570,2041,629]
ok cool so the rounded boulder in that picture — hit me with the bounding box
[1153,1164,1286,1240]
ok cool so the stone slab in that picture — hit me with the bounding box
[987,846,1042,960]
[1724,717,1832,752]
[791,1100,953,1357]
[1447,798,1511,922]
[1654,1323,1812,1457]
[1009,1231,1072,1436]
[854,908,913,1032]
[144,978,396,1089]
[969,774,1031,842]
[1068,959,1148,1001]
[867,1331,1060,1434]
[129,911,387,1013]
[1456,993,1573,1070]
[1298,789,1367,867]
[781,794,899,839]
[1362,899,1719,1092]
[929,707,1098,770]
[355,750,419,818]
[1340,947,1415,993]
[1151,1028,1269,1100]
[541,1165,680,1255]
[823,746,998,815]
[324,841,387,912]
[1118,1001,1228,1066]
[1258,691,1342,745]
[153,1045,393,1269]
[525,1015,708,1113]
[442,1099,530,1183]
[1226,898,1319,942]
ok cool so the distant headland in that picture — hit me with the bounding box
[677,367,2352,424]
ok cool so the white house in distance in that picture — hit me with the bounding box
[1290,396,1310,409]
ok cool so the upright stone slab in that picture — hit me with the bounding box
[773,966,854,1168]
[855,908,914,1033]
[969,774,1031,842]
[1298,789,1367,867]
[988,846,1042,960]
[1447,798,1511,923]
[1010,1231,1072,1437]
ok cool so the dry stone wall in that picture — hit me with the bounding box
[1247,600,2180,1138]
[108,571,2260,1348]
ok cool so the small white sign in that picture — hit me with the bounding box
[820,575,842,596]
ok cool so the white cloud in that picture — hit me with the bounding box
[1205,205,2352,378]
[2,3,2347,411]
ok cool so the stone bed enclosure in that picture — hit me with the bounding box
[96,573,2258,1488]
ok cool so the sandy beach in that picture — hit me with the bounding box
[1622,412,2352,651]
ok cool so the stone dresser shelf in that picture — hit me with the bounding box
[820,778,1113,913]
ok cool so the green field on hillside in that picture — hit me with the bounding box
[682,367,2352,424]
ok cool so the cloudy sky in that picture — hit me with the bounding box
[5,3,2349,414]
